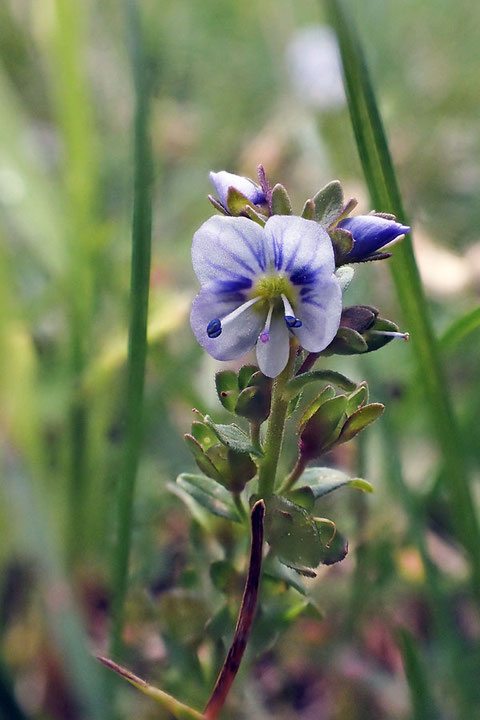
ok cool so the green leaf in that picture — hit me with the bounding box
[301,199,315,219]
[287,391,302,417]
[264,495,323,569]
[175,473,240,522]
[440,306,480,352]
[204,416,263,456]
[244,205,267,226]
[285,486,315,512]
[315,520,349,565]
[299,467,374,498]
[338,403,384,444]
[331,197,358,226]
[97,657,205,720]
[287,369,357,397]
[271,183,293,215]
[262,556,307,595]
[313,180,344,227]
[215,370,238,412]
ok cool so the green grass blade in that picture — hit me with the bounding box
[110,0,153,658]
[397,628,439,720]
[440,306,480,351]
[325,0,480,601]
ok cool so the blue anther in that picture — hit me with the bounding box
[293,319,302,328]
[207,318,222,338]
[285,315,297,327]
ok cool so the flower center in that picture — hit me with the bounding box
[206,274,302,340]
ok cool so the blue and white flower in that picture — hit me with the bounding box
[338,214,410,260]
[190,215,342,378]
[209,170,266,212]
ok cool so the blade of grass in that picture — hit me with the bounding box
[325,0,480,601]
[52,0,98,565]
[397,628,439,720]
[109,0,153,659]
[440,306,480,352]
[378,413,478,719]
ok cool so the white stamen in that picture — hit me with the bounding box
[259,304,274,343]
[221,296,262,328]
[281,293,295,318]
[371,330,409,341]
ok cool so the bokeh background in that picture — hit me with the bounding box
[1,0,479,718]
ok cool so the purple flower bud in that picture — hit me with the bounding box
[338,215,410,260]
[209,170,266,210]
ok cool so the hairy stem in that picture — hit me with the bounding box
[203,501,265,720]
[257,343,297,497]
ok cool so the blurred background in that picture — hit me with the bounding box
[0,0,479,718]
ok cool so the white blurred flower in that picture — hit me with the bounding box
[286,25,346,111]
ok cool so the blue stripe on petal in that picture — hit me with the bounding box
[290,266,322,285]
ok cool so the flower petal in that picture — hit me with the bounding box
[190,288,264,361]
[209,171,266,208]
[263,215,335,281]
[255,310,290,378]
[338,215,410,259]
[192,215,267,287]
[294,275,342,352]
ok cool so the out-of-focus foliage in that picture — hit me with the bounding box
[0,1,479,718]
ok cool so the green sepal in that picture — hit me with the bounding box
[313,180,344,227]
[337,403,384,444]
[226,186,256,215]
[215,370,239,413]
[235,385,271,423]
[330,227,353,265]
[323,326,369,355]
[271,183,293,215]
[301,198,315,219]
[346,383,368,414]
[184,434,224,482]
[340,305,377,334]
[330,197,358,227]
[299,394,348,459]
[287,391,302,417]
[190,421,217,450]
[287,369,357,398]
[207,194,229,215]
[244,205,267,226]
[298,385,336,432]
[238,364,259,391]
[363,316,400,352]
[297,466,374,499]
[204,416,263,456]
[262,494,323,569]
[175,473,241,522]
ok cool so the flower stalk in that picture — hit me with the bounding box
[257,341,297,497]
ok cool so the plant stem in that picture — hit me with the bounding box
[249,421,262,454]
[233,493,247,522]
[110,0,153,658]
[203,501,265,720]
[257,343,297,497]
[278,455,307,494]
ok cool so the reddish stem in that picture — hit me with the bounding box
[203,500,265,720]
